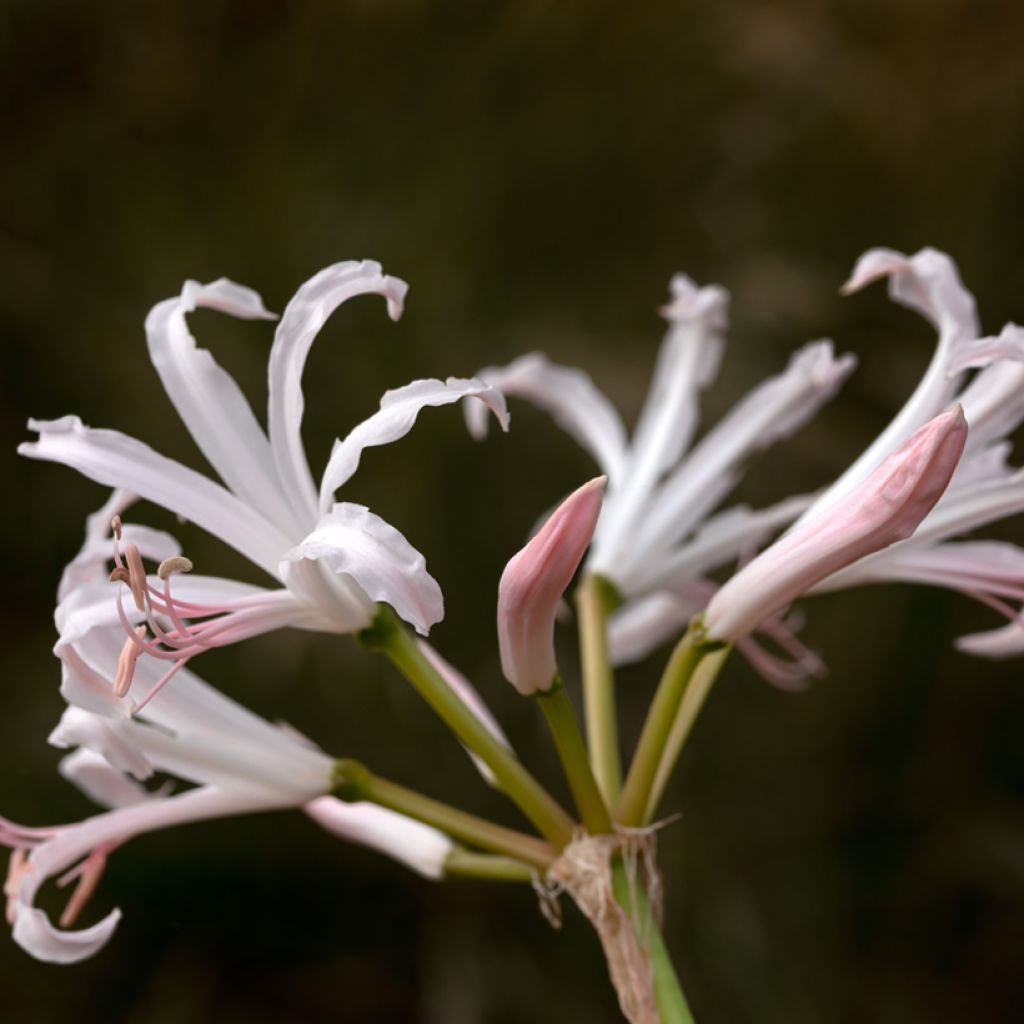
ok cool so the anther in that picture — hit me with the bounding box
[108,566,131,586]
[113,626,147,698]
[110,515,122,539]
[123,543,147,612]
[158,556,193,580]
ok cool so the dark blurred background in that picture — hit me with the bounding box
[2,2,1023,1021]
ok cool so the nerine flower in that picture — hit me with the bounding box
[3,624,452,963]
[467,273,855,681]
[20,262,508,707]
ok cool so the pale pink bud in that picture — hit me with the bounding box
[498,477,606,695]
[704,406,968,643]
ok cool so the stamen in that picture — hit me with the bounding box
[110,515,122,539]
[158,556,193,580]
[123,543,147,612]
[108,566,131,586]
[113,626,148,698]
[57,848,108,928]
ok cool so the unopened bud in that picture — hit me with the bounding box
[704,405,968,643]
[497,477,606,695]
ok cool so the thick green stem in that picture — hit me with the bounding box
[617,623,719,827]
[643,646,731,824]
[610,860,694,1023]
[334,759,556,871]
[576,573,623,804]
[357,607,575,847]
[535,680,613,834]
[444,847,535,883]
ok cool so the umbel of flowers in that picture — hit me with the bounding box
[5,248,1022,1022]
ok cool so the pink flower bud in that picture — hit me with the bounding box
[704,405,968,643]
[498,477,606,695]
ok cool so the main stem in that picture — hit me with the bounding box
[334,759,557,871]
[535,680,613,833]
[358,606,576,848]
[577,573,623,804]
[617,623,714,827]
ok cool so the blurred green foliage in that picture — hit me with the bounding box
[1,2,1022,1021]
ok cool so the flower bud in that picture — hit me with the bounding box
[704,405,968,643]
[498,477,606,695]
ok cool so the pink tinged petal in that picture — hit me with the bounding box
[416,641,513,787]
[957,337,1024,455]
[285,503,441,635]
[704,406,968,643]
[267,261,409,526]
[498,477,606,695]
[606,341,855,583]
[803,248,979,524]
[318,377,509,512]
[304,797,452,880]
[144,279,307,537]
[467,352,629,481]
[11,787,291,964]
[594,277,728,566]
[58,750,154,810]
[19,417,292,578]
[48,707,153,781]
[949,322,1024,373]
[955,619,1024,659]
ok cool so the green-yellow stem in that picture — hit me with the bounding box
[535,679,613,833]
[617,623,718,827]
[643,645,731,824]
[576,573,622,804]
[334,759,556,871]
[444,848,535,883]
[357,607,575,848]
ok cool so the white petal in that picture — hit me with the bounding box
[20,417,292,577]
[267,261,408,525]
[606,591,696,666]
[594,277,728,564]
[58,750,154,810]
[48,707,153,780]
[285,503,442,635]
[145,279,307,538]
[318,377,508,511]
[949,322,1024,372]
[12,787,290,964]
[468,352,628,481]
[958,345,1024,455]
[305,797,452,880]
[416,641,513,787]
[802,247,980,523]
[956,619,1024,658]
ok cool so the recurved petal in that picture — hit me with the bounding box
[467,352,629,482]
[285,503,443,635]
[267,261,409,526]
[949,322,1024,373]
[48,707,153,781]
[319,377,508,511]
[955,619,1024,658]
[20,417,292,578]
[58,750,155,810]
[145,280,305,536]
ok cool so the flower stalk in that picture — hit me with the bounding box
[443,849,536,883]
[357,605,575,847]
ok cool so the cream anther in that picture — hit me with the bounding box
[157,556,193,580]
[110,515,122,539]
[123,543,147,612]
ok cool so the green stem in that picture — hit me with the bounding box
[535,679,613,833]
[334,759,557,871]
[610,860,694,1023]
[444,847,535,883]
[643,646,731,824]
[617,623,718,827]
[357,607,576,848]
[576,573,623,804]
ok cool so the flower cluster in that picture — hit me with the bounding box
[4,246,1022,1015]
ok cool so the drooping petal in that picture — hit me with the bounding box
[594,276,728,564]
[144,279,306,536]
[467,352,629,482]
[802,247,979,522]
[20,417,292,577]
[949,322,1024,373]
[304,797,453,880]
[58,750,155,810]
[318,377,509,512]
[285,503,443,635]
[416,640,513,787]
[267,261,408,526]
[12,786,292,964]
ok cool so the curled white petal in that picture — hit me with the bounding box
[948,322,1024,373]
[305,797,453,880]
[469,353,629,481]
[319,377,509,511]
[268,261,408,525]
[48,707,153,780]
[286,503,443,635]
[955,619,1024,658]
[58,750,154,810]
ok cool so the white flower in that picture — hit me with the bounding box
[467,273,854,680]
[20,262,508,707]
